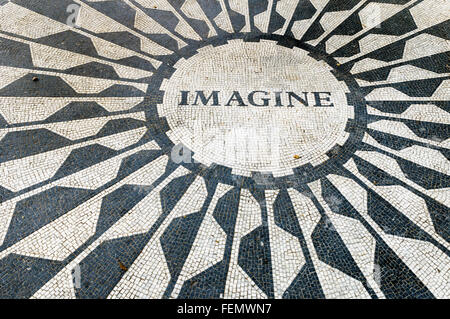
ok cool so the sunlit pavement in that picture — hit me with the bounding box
[0,0,448,299]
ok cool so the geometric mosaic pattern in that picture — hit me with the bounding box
[0,0,448,299]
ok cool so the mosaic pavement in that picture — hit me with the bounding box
[0,0,449,299]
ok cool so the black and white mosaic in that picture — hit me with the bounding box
[0,0,448,299]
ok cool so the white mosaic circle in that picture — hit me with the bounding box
[160,40,353,176]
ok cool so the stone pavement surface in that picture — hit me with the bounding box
[0,0,449,299]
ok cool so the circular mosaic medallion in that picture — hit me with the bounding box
[160,38,354,176]
[150,34,369,188]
